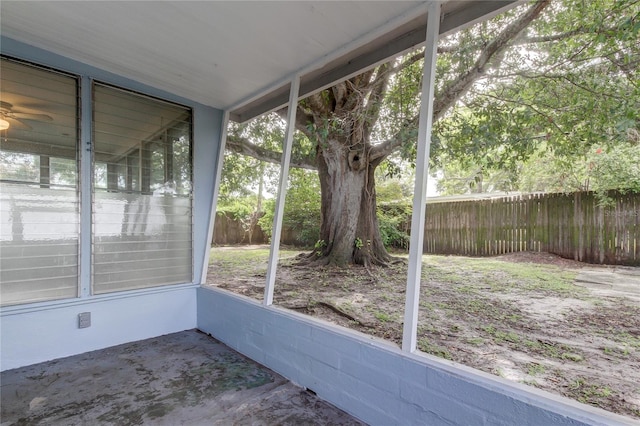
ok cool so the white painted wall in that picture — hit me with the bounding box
[0,37,222,371]
[197,287,635,426]
[1,286,198,370]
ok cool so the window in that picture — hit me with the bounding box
[92,84,192,293]
[0,58,79,306]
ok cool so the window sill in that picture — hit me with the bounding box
[0,282,200,317]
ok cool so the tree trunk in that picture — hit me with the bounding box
[228,0,552,268]
[313,137,391,267]
[247,163,265,244]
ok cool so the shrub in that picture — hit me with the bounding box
[377,203,411,250]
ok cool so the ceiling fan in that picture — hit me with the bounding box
[0,101,53,130]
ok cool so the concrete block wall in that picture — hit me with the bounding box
[197,287,634,426]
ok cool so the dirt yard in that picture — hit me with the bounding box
[206,247,640,420]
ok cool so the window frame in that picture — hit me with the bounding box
[0,55,196,307]
[90,81,194,295]
[0,56,81,306]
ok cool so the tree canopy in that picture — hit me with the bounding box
[432,0,639,196]
[219,0,640,265]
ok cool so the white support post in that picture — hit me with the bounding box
[79,76,92,298]
[264,75,300,306]
[402,1,441,352]
[200,110,230,284]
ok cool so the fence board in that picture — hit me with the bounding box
[423,191,639,266]
[214,191,639,266]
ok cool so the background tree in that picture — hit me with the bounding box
[217,116,283,242]
[258,168,322,247]
[433,0,640,195]
[224,0,639,266]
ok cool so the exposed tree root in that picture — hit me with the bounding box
[290,249,403,270]
[285,250,408,283]
[282,300,374,328]
[362,266,379,282]
[317,300,375,328]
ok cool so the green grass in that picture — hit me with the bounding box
[527,363,546,376]
[561,352,584,362]
[465,337,486,346]
[569,378,614,404]
[209,247,299,275]
[374,312,392,322]
[524,339,584,360]
[482,325,521,344]
[418,338,453,360]
[612,332,640,349]
[211,249,582,298]
[421,255,583,297]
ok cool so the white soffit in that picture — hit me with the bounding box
[0,1,520,122]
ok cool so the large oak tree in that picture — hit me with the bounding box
[225,0,639,266]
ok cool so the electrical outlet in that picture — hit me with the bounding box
[78,312,91,329]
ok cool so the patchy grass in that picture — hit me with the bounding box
[207,247,640,420]
[526,362,546,376]
[422,256,583,297]
[418,338,453,360]
[209,246,299,276]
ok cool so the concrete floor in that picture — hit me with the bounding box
[1,330,365,425]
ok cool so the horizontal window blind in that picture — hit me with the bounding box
[0,58,79,306]
[92,84,192,294]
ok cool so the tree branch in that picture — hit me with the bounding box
[332,81,348,111]
[515,28,594,45]
[433,0,551,121]
[469,88,567,135]
[306,92,330,116]
[370,51,424,88]
[489,71,630,100]
[370,0,551,162]
[226,135,317,170]
[362,64,391,138]
[369,114,420,162]
[274,106,316,139]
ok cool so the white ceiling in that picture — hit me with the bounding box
[0,1,519,122]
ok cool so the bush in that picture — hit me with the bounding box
[217,197,255,222]
[259,171,414,249]
[377,203,411,250]
[259,169,321,247]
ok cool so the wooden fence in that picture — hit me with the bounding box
[212,213,302,246]
[423,191,640,265]
[214,191,639,265]
[213,213,266,245]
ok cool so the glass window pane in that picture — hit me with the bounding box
[0,58,79,306]
[92,84,192,294]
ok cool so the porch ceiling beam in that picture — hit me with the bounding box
[230,1,521,123]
